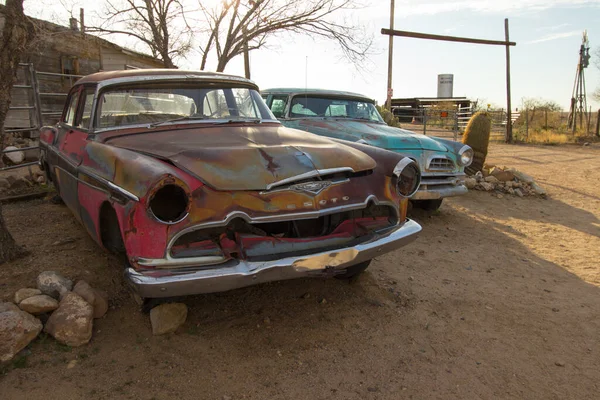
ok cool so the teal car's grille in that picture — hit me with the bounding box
[428,158,455,171]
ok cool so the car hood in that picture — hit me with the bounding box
[104,123,377,191]
[290,119,448,152]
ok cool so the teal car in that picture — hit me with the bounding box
[261,88,473,211]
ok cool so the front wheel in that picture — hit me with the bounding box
[411,198,443,211]
[334,260,371,280]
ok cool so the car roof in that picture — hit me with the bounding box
[76,69,258,89]
[262,88,375,103]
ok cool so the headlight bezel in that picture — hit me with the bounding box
[393,157,421,198]
[147,180,190,225]
[458,145,474,167]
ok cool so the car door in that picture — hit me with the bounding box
[54,85,96,220]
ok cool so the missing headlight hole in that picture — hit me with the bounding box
[149,184,188,223]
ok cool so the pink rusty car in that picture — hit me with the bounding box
[39,70,422,301]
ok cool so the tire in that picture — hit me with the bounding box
[412,199,443,211]
[334,260,371,280]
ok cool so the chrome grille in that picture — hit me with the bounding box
[428,158,455,171]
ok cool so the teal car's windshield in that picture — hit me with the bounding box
[95,85,276,129]
[289,95,385,124]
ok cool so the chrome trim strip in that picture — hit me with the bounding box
[265,167,355,190]
[166,195,397,252]
[138,255,227,268]
[105,180,140,202]
[126,219,422,298]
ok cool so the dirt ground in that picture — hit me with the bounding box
[0,142,599,400]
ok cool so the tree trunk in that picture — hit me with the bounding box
[0,0,34,263]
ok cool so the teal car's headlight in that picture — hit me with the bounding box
[458,145,473,167]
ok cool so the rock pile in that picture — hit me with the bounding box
[465,165,547,198]
[0,271,109,362]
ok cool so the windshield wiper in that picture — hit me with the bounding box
[148,115,207,128]
[212,118,262,125]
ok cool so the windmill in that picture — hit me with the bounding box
[567,31,591,133]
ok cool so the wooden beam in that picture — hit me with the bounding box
[381,28,516,47]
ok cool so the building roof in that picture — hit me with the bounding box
[0,4,162,66]
[262,88,374,102]
[76,69,258,88]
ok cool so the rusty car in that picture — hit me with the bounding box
[39,70,422,301]
[261,88,474,211]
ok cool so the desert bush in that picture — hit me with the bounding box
[376,105,401,128]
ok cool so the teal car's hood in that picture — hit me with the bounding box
[284,118,448,152]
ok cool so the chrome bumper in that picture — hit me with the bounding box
[411,184,468,200]
[411,173,468,200]
[126,219,422,298]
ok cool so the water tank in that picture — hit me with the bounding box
[437,74,454,98]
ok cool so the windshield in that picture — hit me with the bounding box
[289,95,385,123]
[95,85,276,129]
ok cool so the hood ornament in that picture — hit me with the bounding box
[289,181,332,195]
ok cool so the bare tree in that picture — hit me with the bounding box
[89,0,193,68]
[593,47,600,102]
[198,0,372,72]
[0,0,34,262]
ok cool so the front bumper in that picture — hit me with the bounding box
[411,174,468,200]
[126,219,422,298]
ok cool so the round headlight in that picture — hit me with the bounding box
[148,184,189,224]
[458,145,473,167]
[393,158,421,198]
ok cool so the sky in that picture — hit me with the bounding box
[12,0,600,111]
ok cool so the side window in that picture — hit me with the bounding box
[63,90,80,126]
[269,96,288,118]
[76,88,95,130]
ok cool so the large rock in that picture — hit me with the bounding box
[464,177,477,189]
[510,169,535,184]
[37,271,73,299]
[19,295,58,315]
[3,146,25,165]
[150,303,188,335]
[484,175,500,184]
[44,292,93,347]
[73,280,108,319]
[490,168,515,182]
[14,288,42,304]
[0,303,42,362]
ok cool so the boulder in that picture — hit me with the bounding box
[3,146,25,165]
[44,292,93,347]
[464,177,477,189]
[490,168,515,182]
[510,170,535,184]
[19,295,58,315]
[0,303,42,362]
[37,271,73,299]
[14,288,42,304]
[484,175,500,184]
[150,303,188,335]
[531,182,547,196]
[73,280,108,319]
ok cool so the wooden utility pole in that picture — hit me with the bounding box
[381,20,516,142]
[504,19,512,143]
[80,8,85,35]
[385,0,395,110]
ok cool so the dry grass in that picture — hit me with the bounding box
[513,128,599,145]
